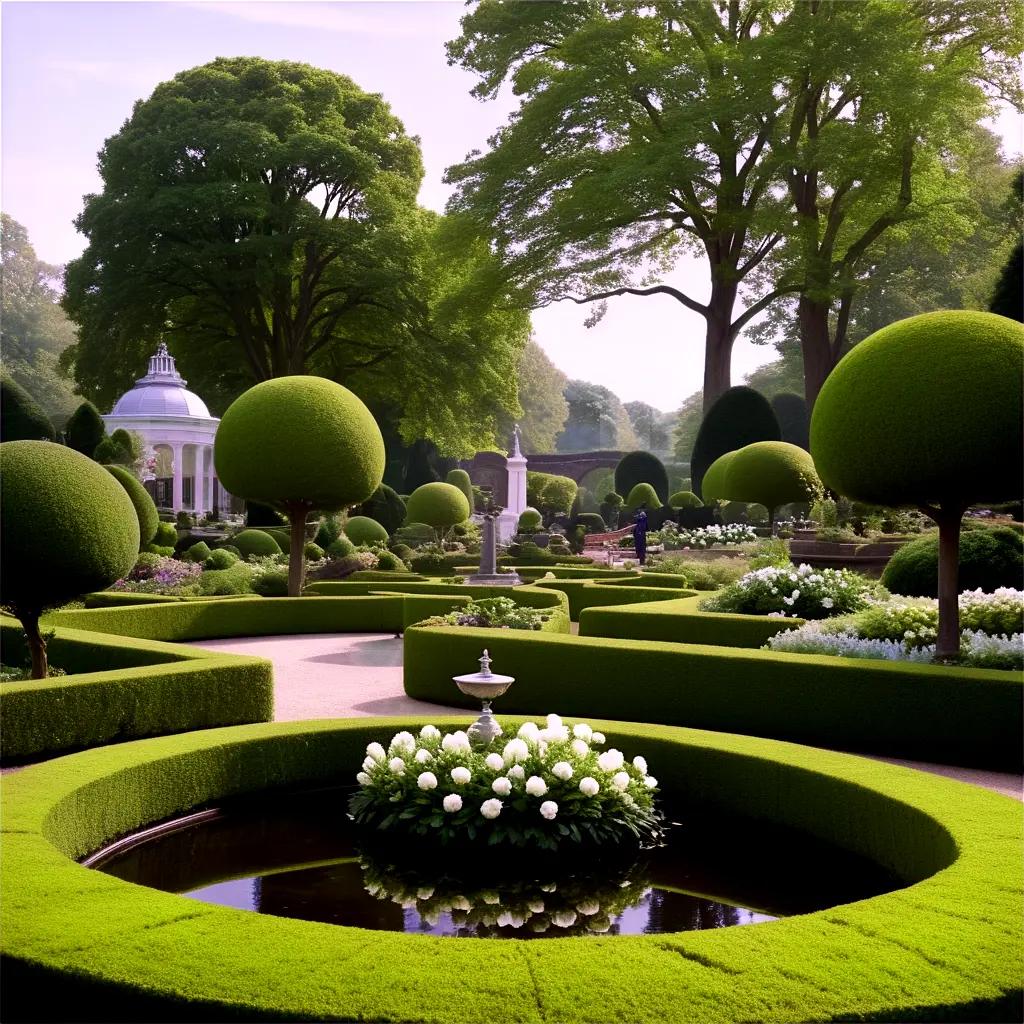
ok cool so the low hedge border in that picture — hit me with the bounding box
[404,626,1022,769]
[533,579,696,620]
[1,718,1020,1022]
[0,620,272,762]
[580,593,804,647]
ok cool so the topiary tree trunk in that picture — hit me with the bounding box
[285,501,314,598]
[921,503,967,660]
[18,608,48,679]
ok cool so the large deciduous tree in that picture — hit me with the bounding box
[557,379,637,453]
[500,338,568,454]
[62,58,527,457]
[445,1,794,413]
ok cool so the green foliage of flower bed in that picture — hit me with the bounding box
[533,579,694,620]
[0,619,271,760]
[405,623,1022,769]
[1,718,1020,1022]
[417,596,556,631]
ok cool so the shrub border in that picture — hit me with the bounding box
[1,717,1020,1022]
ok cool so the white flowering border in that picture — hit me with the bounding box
[348,717,662,851]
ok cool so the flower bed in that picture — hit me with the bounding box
[416,596,553,631]
[349,717,662,850]
[702,563,876,618]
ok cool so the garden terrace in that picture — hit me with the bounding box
[0,616,271,762]
[2,718,1020,1022]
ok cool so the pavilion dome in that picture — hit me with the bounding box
[110,344,212,418]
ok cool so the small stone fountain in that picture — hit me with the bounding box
[452,650,516,746]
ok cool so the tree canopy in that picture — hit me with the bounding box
[557,379,637,452]
[502,338,568,453]
[62,57,527,457]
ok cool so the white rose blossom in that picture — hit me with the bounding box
[571,738,590,758]
[579,777,600,796]
[539,800,558,820]
[442,793,463,813]
[356,772,371,786]
[450,766,471,785]
[632,755,648,774]
[572,723,593,741]
[611,771,630,791]
[491,776,512,797]
[417,772,438,790]
[598,749,625,773]
[366,742,386,761]
[644,776,658,789]
[484,752,505,772]
[419,724,441,741]
[441,731,472,754]
[517,721,540,741]
[414,748,432,764]
[592,732,606,745]
[389,731,416,753]
[388,757,406,774]
[528,899,545,913]
[525,775,548,797]
[552,910,577,928]
[576,899,600,916]
[362,757,376,772]
[552,761,573,781]
[508,764,525,780]
[503,738,530,764]
[480,798,503,820]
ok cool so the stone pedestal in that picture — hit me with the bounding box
[497,424,528,543]
[466,512,521,587]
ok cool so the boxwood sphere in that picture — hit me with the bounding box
[724,442,820,511]
[445,469,474,507]
[343,515,389,546]
[614,451,669,503]
[105,465,159,547]
[1,441,139,611]
[811,311,1024,506]
[233,529,282,558]
[700,452,735,503]
[518,507,543,532]
[405,482,470,529]
[215,376,385,510]
[669,490,703,509]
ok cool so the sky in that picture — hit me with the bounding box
[3,1,1022,413]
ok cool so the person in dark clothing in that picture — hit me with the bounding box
[633,504,649,565]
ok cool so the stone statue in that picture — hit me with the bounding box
[511,423,523,458]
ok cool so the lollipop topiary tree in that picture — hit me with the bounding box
[668,490,703,509]
[445,469,475,508]
[811,311,1024,658]
[722,441,820,531]
[215,377,385,596]
[1,441,139,676]
[700,451,736,504]
[405,482,471,538]
[614,451,669,504]
[105,465,159,549]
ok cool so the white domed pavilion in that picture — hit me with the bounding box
[104,344,222,514]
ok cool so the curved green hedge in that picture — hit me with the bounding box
[0,619,271,761]
[404,625,1022,770]
[2,718,1020,1021]
[533,578,695,619]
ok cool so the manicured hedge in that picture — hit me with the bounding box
[533,579,694,619]
[404,626,1022,769]
[580,594,803,647]
[1,718,1020,1022]
[512,565,640,582]
[0,620,271,761]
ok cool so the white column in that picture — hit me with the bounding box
[206,445,215,514]
[195,445,207,515]
[171,443,184,513]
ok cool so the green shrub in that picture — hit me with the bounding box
[252,567,289,597]
[721,441,819,524]
[405,482,471,530]
[64,400,106,457]
[0,375,54,441]
[204,548,239,571]
[614,451,669,503]
[314,513,344,549]
[344,515,390,546]
[691,386,781,501]
[94,429,140,467]
[326,536,356,559]
[196,562,254,596]
[644,557,749,590]
[246,501,285,526]
[143,544,176,557]
[771,392,810,450]
[518,507,543,531]
[668,490,702,509]
[748,537,791,570]
[304,542,325,561]
[219,544,241,558]
[153,520,177,548]
[375,550,408,572]
[233,529,282,559]
[575,512,606,533]
[1,441,139,676]
[527,472,578,517]
[389,542,415,561]
[882,527,1024,598]
[393,522,436,548]
[261,526,292,552]
[445,468,474,508]
[599,491,623,528]
[356,483,407,535]
[105,465,159,547]
[624,482,663,511]
[183,541,213,563]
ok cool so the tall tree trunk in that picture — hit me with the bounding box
[287,502,312,597]
[702,279,739,413]
[933,506,964,661]
[798,295,836,410]
[21,610,48,679]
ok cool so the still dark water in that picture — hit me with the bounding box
[90,787,900,939]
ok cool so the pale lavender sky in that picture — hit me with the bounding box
[3,1,1021,411]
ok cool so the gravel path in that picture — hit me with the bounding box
[192,633,1022,801]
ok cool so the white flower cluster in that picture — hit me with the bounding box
[660,522,757,550]
[350,716,661,849]
[705,562,873,619]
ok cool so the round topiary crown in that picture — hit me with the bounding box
[625,482,663,510]
[811,311,1024,506]
[405,482,471,529]
[344,515,390,546]
[723,442,819,512]
[700,451,736,504]
[106,464,159,547]
[1,441,139,611]
[215,376,385,511]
